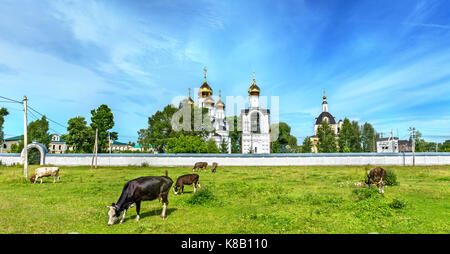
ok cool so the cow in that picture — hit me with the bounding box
[365,167,387,194]
[106,171,173,226]
[211,162,218,173]
[173,174,201,195]
[193,162,208,172]
[30,167,60,184]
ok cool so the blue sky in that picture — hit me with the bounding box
[1,0,450,143]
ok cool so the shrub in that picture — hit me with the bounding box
[140,162,149,167]
[389,198,407,209]
[385,169,399,186]
[352,188,379,201]
[185,187,218,206]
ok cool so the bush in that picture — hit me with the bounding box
[185,187,218,206]
[385,170,399,186]
[389,198,407,209]
[352,188,380,201]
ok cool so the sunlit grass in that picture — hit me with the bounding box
[0,164,448,234]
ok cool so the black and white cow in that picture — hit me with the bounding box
[173,174,201,195]
[365,167,387,194]
[106,171,173,225]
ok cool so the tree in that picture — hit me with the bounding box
[227,116,242,153]
[220,138,228,153]
[271,141,280,153]
[0,108,9,147]
[140,104,212,153]
[166,134,207,153]
[350,120,362,152]
[338,118,352,152]
[440,140,450,152]
[90,104,117,153]
[301,137,312,153]
[317,121,337,153]
[64,116,94,153]
[11,116,50,163]
[361,122,376,152]
[206,139,220,153]
[271,122,298,153]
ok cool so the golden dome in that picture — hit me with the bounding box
[188,88,194,105]
[323,90,326,100]
[216,90,225,109]
[248,72,260,96]
[199,67,213,98]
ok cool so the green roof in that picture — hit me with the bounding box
[5,136,21,141]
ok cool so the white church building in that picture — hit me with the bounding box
[240,73,271,154]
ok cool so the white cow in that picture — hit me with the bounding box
[30,167,60,184]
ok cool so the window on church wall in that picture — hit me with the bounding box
[250,112,261,133]
[323,117,328,123]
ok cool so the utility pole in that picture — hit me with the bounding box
[108,132,111,167]
[91,128,98,169]
[23,96,28,179]
[409,127,416,166]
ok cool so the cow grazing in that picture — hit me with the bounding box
[173,174,201,195]
[30,167,60,184]
[106,171,173,226]
[193,162,208,172]
[365,167,387,194]
[211,162,218,173]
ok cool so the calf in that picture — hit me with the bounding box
[106,171,173,226]
[30,167,60,184]
[211,162,218,173]
[365,167,387,194]
[173,174,201,195]
[193,162,208,172]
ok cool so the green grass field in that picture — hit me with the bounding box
[0,164,448,234]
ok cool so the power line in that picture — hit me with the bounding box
[0,95,22,104]
[26,104,67,129]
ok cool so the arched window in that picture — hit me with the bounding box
[250,111,261,133]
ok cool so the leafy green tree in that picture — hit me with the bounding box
[350,121,362,152]
[0,108,9,147]
[206,139,220,153]
[64,116,94,153]
[220,138,228,153]
[338,118,352,152]
[439,140,450,152]
[271,122,298,153]
[317,121,337,153]
[90,104,117,153]
[226,116,242,153]
[301,137,312,153]
[361,122,376,152]
[141,104,212,153]
[11,116,50,163]
[271,141,280,153]
[166,134,207,153]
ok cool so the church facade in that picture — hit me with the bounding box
[187,68,232,153]
[310,91,342,153]
[240,74,271,154]
[186,69,271,154]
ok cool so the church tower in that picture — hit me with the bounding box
[240,72,270,154]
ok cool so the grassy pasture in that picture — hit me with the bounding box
[0,164,448,234]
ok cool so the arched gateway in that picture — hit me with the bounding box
[21,142,48,165]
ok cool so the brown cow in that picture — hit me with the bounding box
[173,174,201,195]
[211,162,218,173]
[365,167,387,194]
[193,162,208,172]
